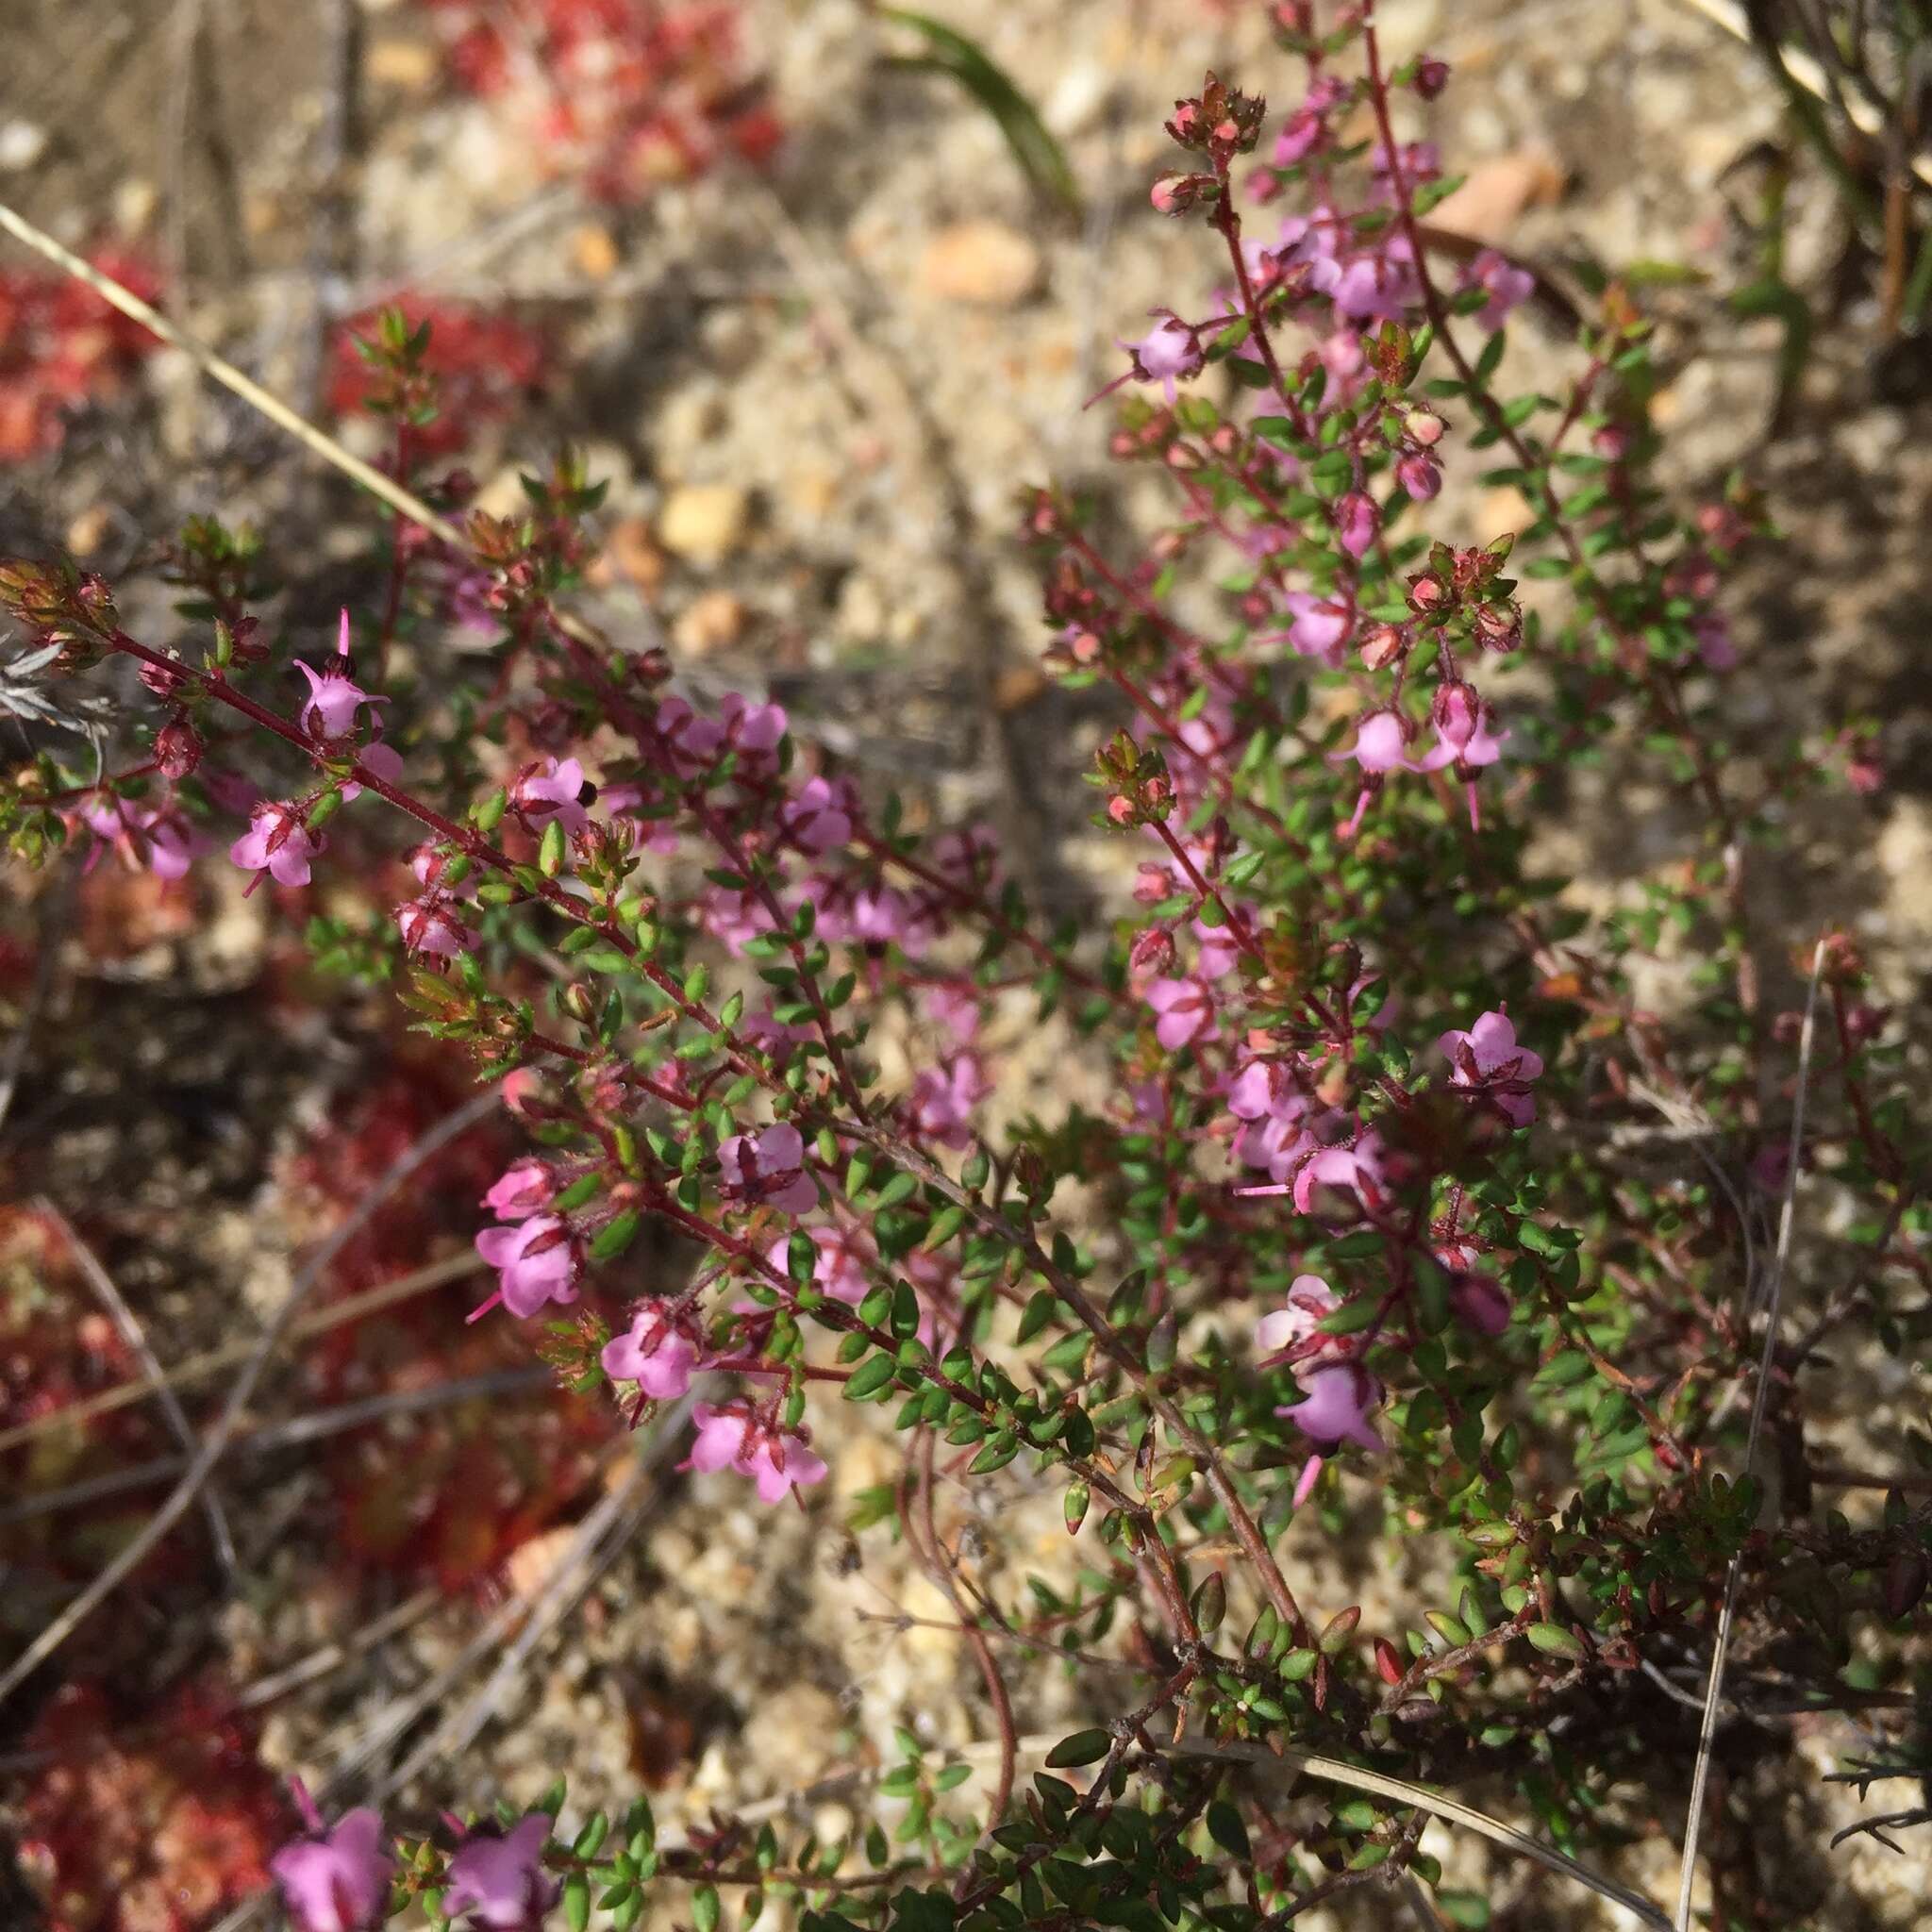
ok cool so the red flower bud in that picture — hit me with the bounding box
[154,716,204,777]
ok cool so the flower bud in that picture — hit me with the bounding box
[1405,409,1446,447]
[1130,925,1177,976]
[1397,451,1442,502]
[137,658,186,700]
[1414,56,1451,99]
[154,716,204,777]
[1358,623,1406,671]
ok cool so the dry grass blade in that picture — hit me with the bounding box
[1191,1739,1674,1931]
[1674,935,1830,1928]
[33,1196,237,1580]
[1677,0,1932,188]
[0,1247,487,1457]
[0,199,468,550]
[0,1089,499,1707]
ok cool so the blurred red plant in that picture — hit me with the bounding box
[0,253,161,462]
[279,1058,616,1592]
[419,0,782,200]
[326,297,549,458]
[17,1677,286,1932]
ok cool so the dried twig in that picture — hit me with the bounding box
[0,1365,550,1524]
[0,1089,499,1707]
[1674,935,1829,1929]
[33,1195,237,1579]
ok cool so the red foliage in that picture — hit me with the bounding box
[419,0,782,201]
[279,1058,616,1593]
[0,1208,193,1608]
[0,253,161,461]
[16,1678,287,1932]
[326,297,549,456]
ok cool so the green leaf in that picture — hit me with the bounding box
[844,1354,899,1401]
[880,11,1080,216]
[1043,1727,1111,1767]
[1206,1801,1250,1859]
[1525,1623,1586,1660]
[590,1211,641,1261]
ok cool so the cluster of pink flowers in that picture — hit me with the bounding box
[272,1785,556,1932]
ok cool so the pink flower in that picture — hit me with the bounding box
[511,757,589,835]
[1338,710,1421,776]
[271,1805,393,1932]
[483,1160,553,1222]
[1693,613,1737,671]
[295,660,386,741]
[1335,491,1378,558]
[1144,975,1218,1052]
[718,1123,816,1215]
[688,1402,828,1503]
[1396,450,1442,501]
[769,1222,874,1305]
[1461,248,1536,333]
[1121,311,1205,403]
[908,1055,990,1149]
[294,612,387,741]
[1193,906,1255,979]
[1281,1362,1382,1452]
[602,1306,702,1399]
[138,808,198,880]
[1255,1274,1381,1451]
[441,1814,558,1930]
[1439,1008,1544,1127]
[340,741,404,803]
[472,1214,578,1319]
[654,696,725,775]
[1277,590,1353,665]
[1273,107,1328,167]
[1451,1274,1511,1338]
[230,801,324,889]
[1426,684,1506,770]
[396,891,477,959]
[921,983,982,1043]
[719,692,788,763]
[1256,1274,1340,1355]
[1327,249,1418,322]
[931,824,1001,888]
[781,774,854,854]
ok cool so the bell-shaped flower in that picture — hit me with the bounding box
[1461,247,1536,333]
[1256,1274,1341,1357]
[908,1055,990,1150]
[688,1402,828,1504]
[472,1214,578,1320]
[295,659,387,741]
[1334,491,1378,559]
[602,1305,703,1400]
[718,1123,817,1215]
[1120,310,1205,403]
[1279,1361,1383,1452]
[441,1814,558,1931]
[768,1221,874,1306]
[340,741,405,803]
[780,774,855,854]
[482,1160,553,1222]
[1275,590,1353,666]
[1144,975,1218,1052]
[271,1803,394,1932]
[395,891,477,959]
[511,756,590,835]
[230,801,324,889]
[1438,1008,1544,1126]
